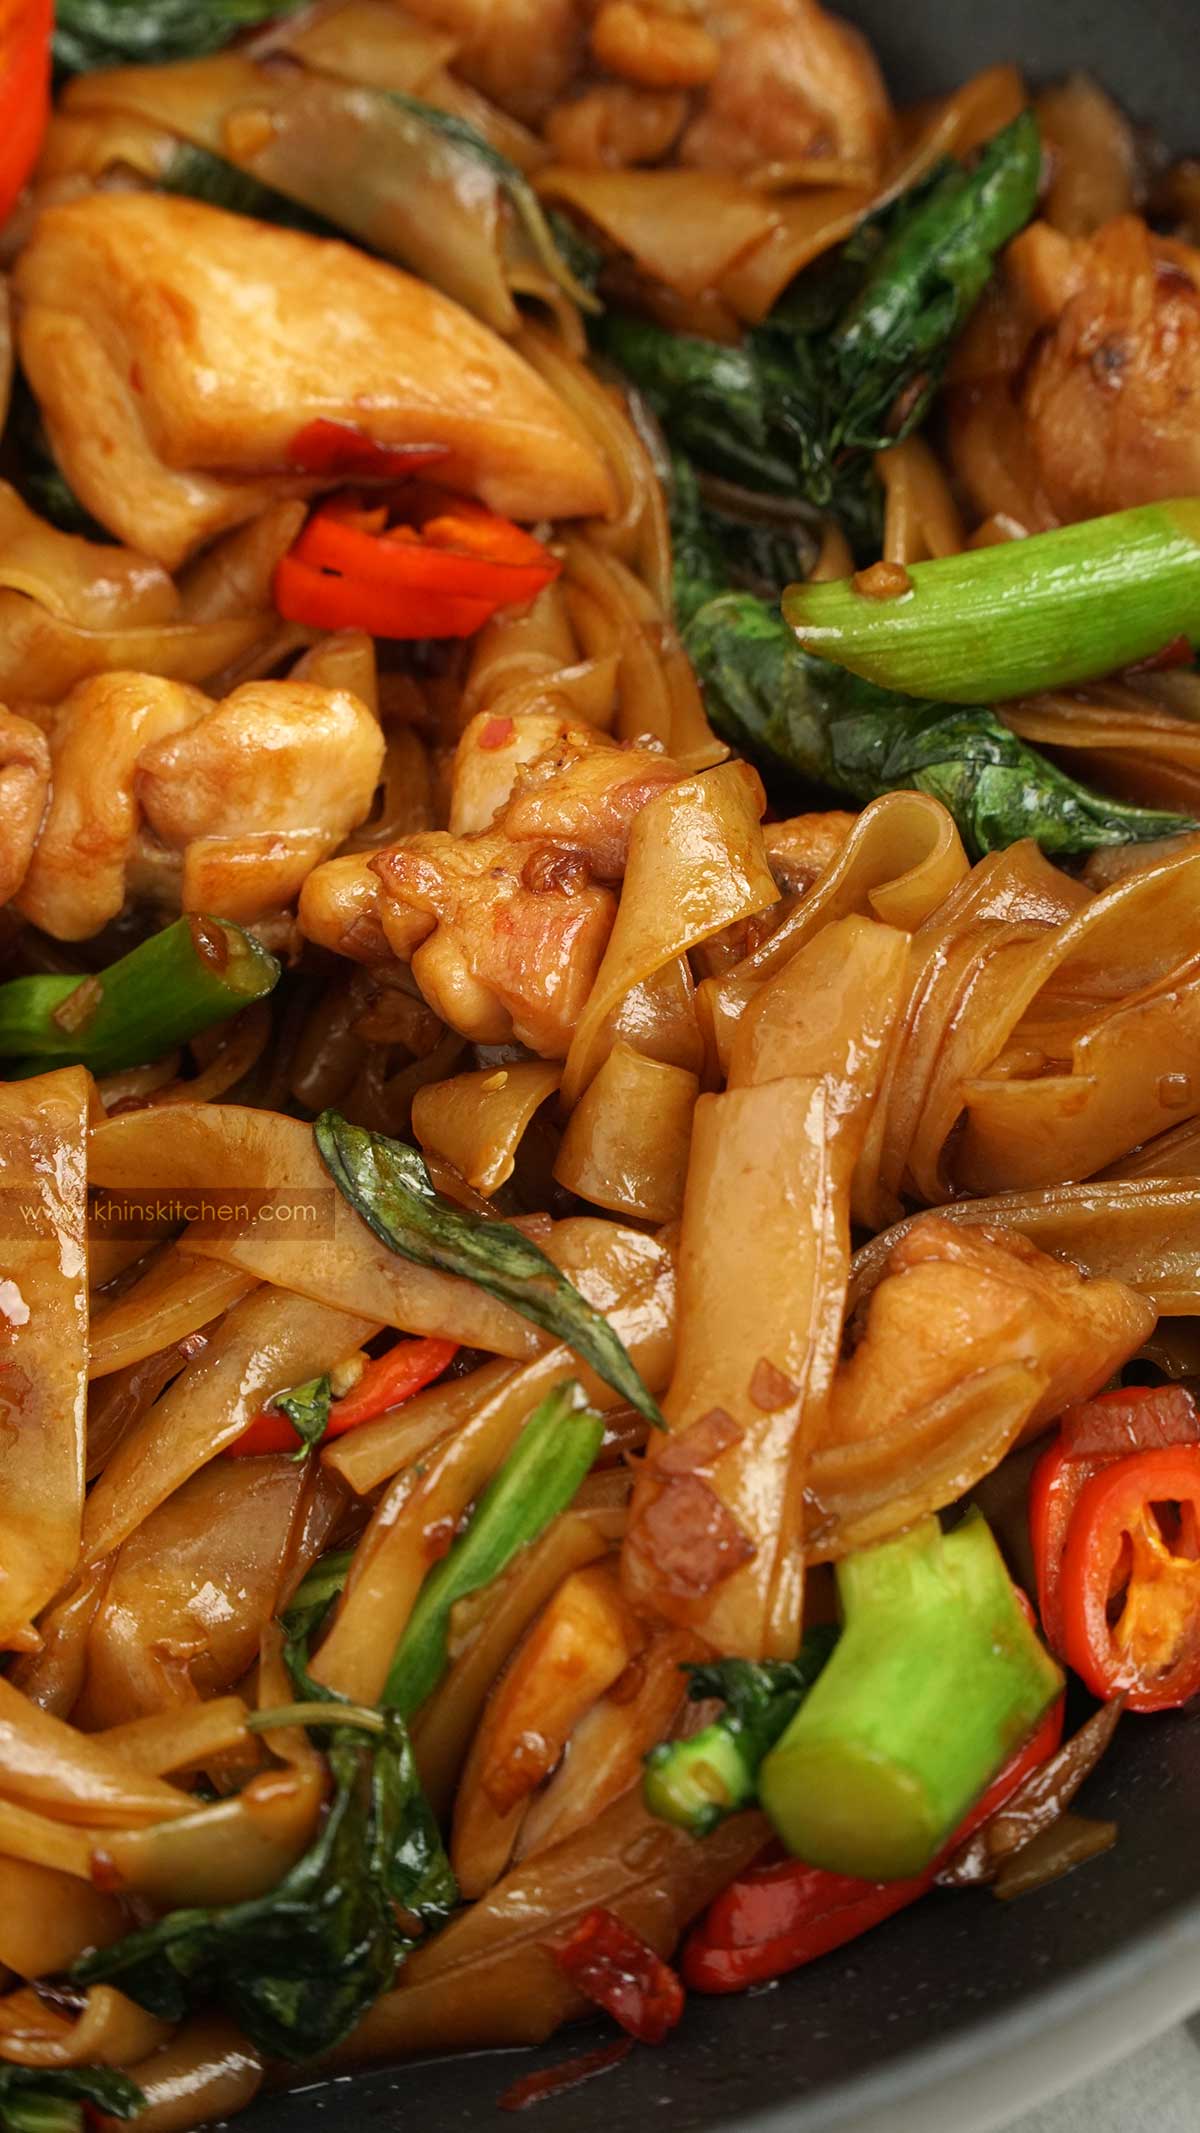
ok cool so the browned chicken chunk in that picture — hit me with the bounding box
[371,830,617,1055]
[0,710,51,907]
[953,215,1200,526]
[828,1215,1156,1446]
[12,672,384,938]
[14,194,615,567]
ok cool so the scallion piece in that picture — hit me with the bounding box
[783,501,1200,703]
[383,1379,605,1714]
[0,916,280,1078]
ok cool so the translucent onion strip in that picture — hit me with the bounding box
[88,1250,258,1380]
[562,762,777,1107]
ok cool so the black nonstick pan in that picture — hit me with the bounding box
[248,5,1200,2126]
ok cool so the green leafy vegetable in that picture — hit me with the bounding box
[828,110,1042,454]
[644,1627,838,1837]
[271,1375,334,1463]
[316,1113,664,1427]
[669,460,817,622]
[684,589,1193,859]
[0,916,281,1078]
[602,114,1040,527]
[75,1724,455,2060]
[0,2067,144,2133]
[383,1379,605,1714]
[6,383,111,540]
[669,427,1193,858]
[53,0,310,71]
[281,1550,353,1705]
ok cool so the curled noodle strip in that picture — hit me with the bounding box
[699,791,969,1084]
[0,1985,170,2069]
[561,761,777,1107]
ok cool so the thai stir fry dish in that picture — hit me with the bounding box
[3,0,1200,2124]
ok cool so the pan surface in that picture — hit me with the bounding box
[251,4,1200,2126]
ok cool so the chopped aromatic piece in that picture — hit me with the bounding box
[643,1629,838,1836]
[383,1380,606,1714]
[0,916,280,1078]
[316,1113,664,1427]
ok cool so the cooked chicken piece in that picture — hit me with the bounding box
[137,679,384,920]
[451,705,680,875]
[0,709,50,905]
[15,673,209,940]
[1019,218,1200,519]
[543,81,689,169]
[764,810,857,895]
[681,0,891,178]
[401,0,583,121]
[297,852,395,965]
[13,672,384,938]
[372,830,617,1055]
[827,1215,1156,1447]
[964,216,1200,524]
[449,708,592,836]
[14,195,615,567]
[502,737,680,878]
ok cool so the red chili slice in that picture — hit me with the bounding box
[0,0,51,229]
[1030,1387,1200,1650]
[1060,1383,1199,1459]
[228,1336,457,1458]
[551,1909,685,2045]
[285,420,449,480]
[1059,1445,1200,1711]
[274,488,559,639]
